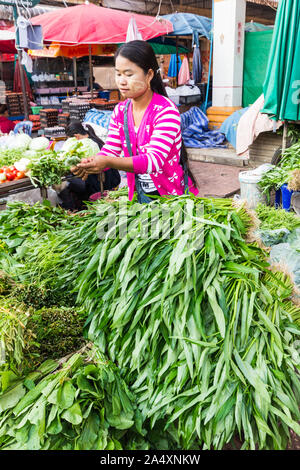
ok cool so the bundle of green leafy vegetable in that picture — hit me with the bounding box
[58,137,100,169]
[0,297,28,375]
[27,151,67,188]
[0,200,79,258]
[0,291,87,376]
[74,196,300,450]
[0,149,26,168]
[258,142,300,199]
[255,203,300,231]
[0,344,143,450]
[25,306,86,365]
[5,195,299,450]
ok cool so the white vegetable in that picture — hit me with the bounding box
[61,137,78,153]
[79,138,99,156]
[14,158,31,172]
[29,136,50,151]
[61,137,99,157]
[11,133,32,150]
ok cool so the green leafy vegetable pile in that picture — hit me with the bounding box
[255,203,300,231]
[258,142,300,199]
[0,292,87,376]
[0,149,26,168]
[27,152,66,188]
[0,195,299,450]
[0,345,142,450]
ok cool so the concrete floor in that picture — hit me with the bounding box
[188,160,244,198]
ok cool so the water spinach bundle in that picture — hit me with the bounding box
[73,196,300,450]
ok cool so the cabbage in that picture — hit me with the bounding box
[61,137,99,157]
[29,136,50,151]
[11,133,32,150]
[61,137,79,153]
[79,138,99,157]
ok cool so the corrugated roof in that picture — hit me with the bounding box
[247,0,278,7]
[0,5,60,22]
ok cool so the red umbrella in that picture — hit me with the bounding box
[28,3,173,45]
[0,29,16,54]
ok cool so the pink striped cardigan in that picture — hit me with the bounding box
[98,92,199,200]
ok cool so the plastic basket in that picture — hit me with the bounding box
[31,106,43,115]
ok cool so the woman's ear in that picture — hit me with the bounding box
[147,69,154,86]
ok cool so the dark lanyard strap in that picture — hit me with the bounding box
[124,99,189,194]
[124,100,132,157]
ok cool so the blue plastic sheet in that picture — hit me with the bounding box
[181,106,226,148]
[162,13,212,39]
[219,107,249,148]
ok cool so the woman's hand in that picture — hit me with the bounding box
[71,154,108,181]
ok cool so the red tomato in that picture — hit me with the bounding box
[5,171,14,181]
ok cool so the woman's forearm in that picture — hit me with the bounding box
[104,155,134,172]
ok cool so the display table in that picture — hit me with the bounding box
[0,177,34,198]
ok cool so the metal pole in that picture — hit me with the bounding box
[13,6,29,120]
[282,120,288,153]
[88,45,94,100]
[73,57,78,92]
[176,36,179,87]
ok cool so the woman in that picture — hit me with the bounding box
[58,121,120,210]
[72,40,198,203]
[0,104,15,134]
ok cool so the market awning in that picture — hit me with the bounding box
[29,43,117,59]
[261,0,300,121]
[161,13,212,40]
[26,4,173,45]
[29,38,189,59]
[147,37,190,55]
[0,29,15,53]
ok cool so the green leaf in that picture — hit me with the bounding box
[207,286,226,338]
[0,383,26,412]
[61,401,82,426]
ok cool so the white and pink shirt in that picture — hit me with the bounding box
[98,92,199,200]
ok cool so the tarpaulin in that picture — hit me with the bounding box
[261,0,300,121]
[181,106,226,148]
[242,30,273,107]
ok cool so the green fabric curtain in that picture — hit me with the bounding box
[118,41,189,56]
[261,0,300,121]
[242,30,273,107]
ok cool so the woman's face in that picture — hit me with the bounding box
[115,55,154,100]
[74,133,88,140]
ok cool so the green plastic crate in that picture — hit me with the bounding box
[31,106,43,115]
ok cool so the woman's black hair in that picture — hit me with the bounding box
[0,104,8,115]
[66,120,104,149]
[115,40,196,187]
[115,40,167,97]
